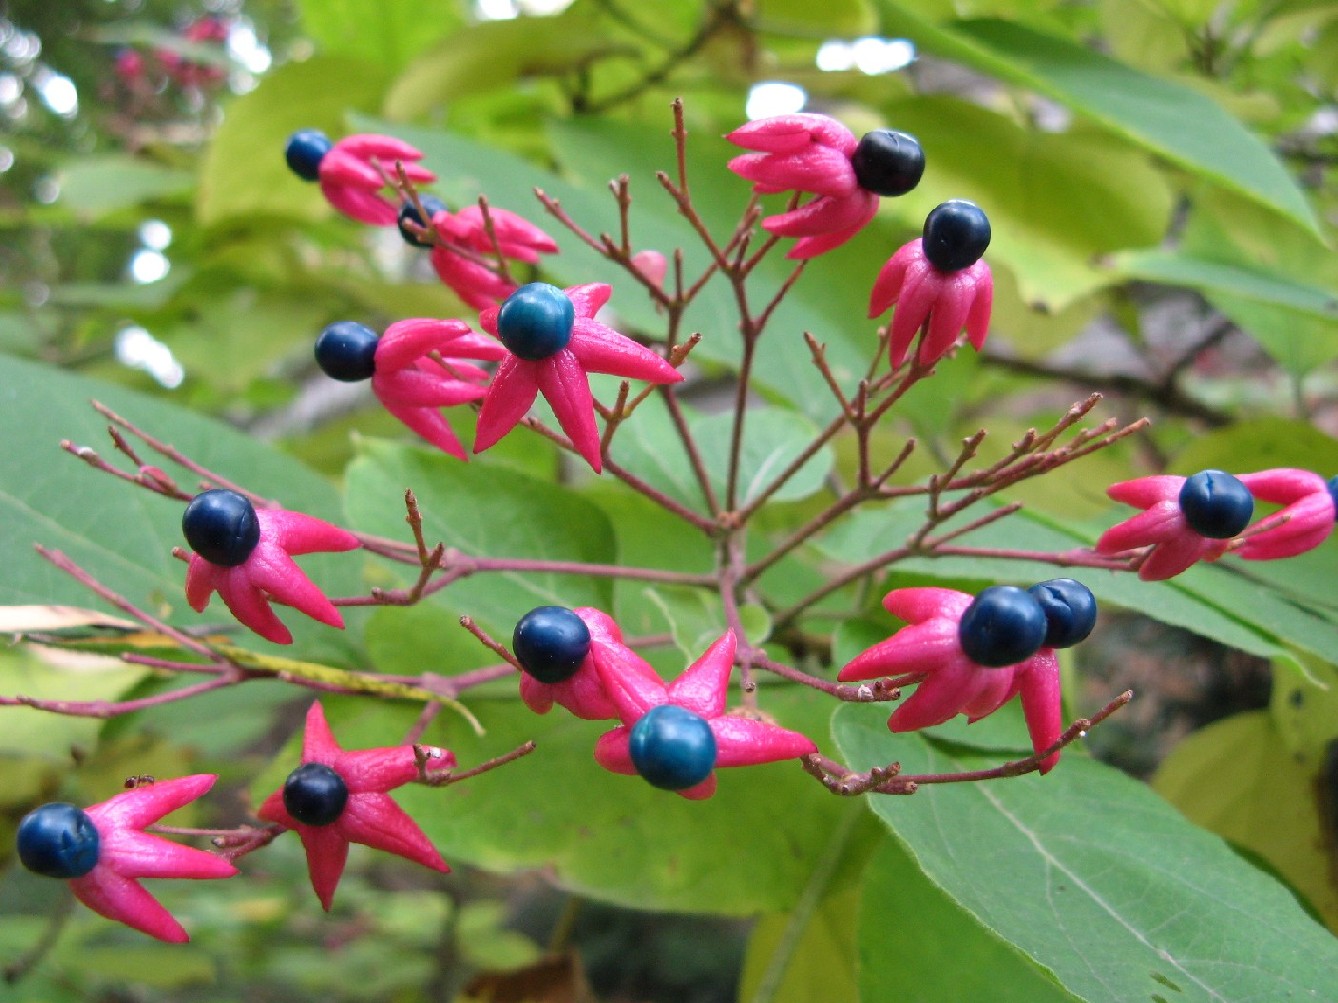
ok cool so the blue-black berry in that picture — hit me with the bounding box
[397,195,447,248]
[958,586,1048,668]
[1179,470,1253,539]
[512,606,591,684]
[314,321,379,382]
[1328,475,1338,515]
[1027,578,1098,649]
[17,802,100,879]
[182,489,261,567]
[922,200,991,273]
[282,763,348,827]
[851,130,925,197]
[496,283,574,361]
[628,705,717,791]
[285,129,332,182]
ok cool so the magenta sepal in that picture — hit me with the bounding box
[838,588,1065,773]
[185,507,361,645]
[519,607,663,721]
[68,775,237,942]
[317,134,435,226]
[1235,468,1336,560]
[869,238,994,368]
[257,702,452,911]
[429,206,558,310]
[1095,475,1231,580]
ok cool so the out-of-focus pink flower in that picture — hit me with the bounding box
[592,631,818,800]
[185,508,361,645]
[429,206,559,310]
[257,702,452,910]
[474,283,682,472]
[726,114,880,259]
[114,48,145,83]
[372,318,508,459]
[1236,469,1337,559]
[320,135,436,226]
[838,588,1064,773]
[519,607,664,720]
[71,776,236,942]
[868,237,993,368]
[1094,475,1234,581]
[630,250,668,290]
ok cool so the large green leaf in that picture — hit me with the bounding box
[295,0,465,73]
[56,156,193,217]
[0,353,364,664]
[876,8,1320,234]
[833,702,1338,1000]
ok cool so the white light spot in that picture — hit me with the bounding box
[0,147,13,172]
[139,219,172,251]
[3,31,40,63]
[115,325,184,389]
[816,40,855,73]
[130,249,170,284]
[38,73,78,117]
[519,0,575,12]
[852,37,915,76]
[34,175,59,203]
[0,74,22,106]
[745,81,807,121]
[475,0,520,19]
[228,22,271,74]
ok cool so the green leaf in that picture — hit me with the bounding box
[56,156,193,217]
[197,58,390,227]
[875,10,1320,234]
[739,889,860,1003]
[295,0,465,73]
[0,353,364,664]
[757,0,876,34]
[858,838,1078,1002]
[342,439,617,633]
[1154,711,1338,931]
[832,702,1338,1000]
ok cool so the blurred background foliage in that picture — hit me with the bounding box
[2,0,1337,999]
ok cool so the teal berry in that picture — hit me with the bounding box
[1027,578,1098,648]
[282,763,348,827]
[628,705,718,791]
[285,129,332,182]
[958,585,1048,667]
[314,321,379,382]
[496,283,574,361]
[397,195,447,248]
[851,130,925,197]
[512,606,591,684]
[1328,475,1338,514]
[922,200,991,273]
[1179,470,1253,539]
[182,489,261,568]
[17,803,100,879]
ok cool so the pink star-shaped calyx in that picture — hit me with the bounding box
[838,588,1064,773]
[726,114,880,259]
[429,206,559,310]
[474,283,683,472]
[319,134,436,226]
[257,702,452,910]
[1094,475,1233,581]
[372,318,508,459]
[592,631,819,799]
[72,775,237,942]
[1235,468,1337,560]
[519,606,665,720]
[868,238,993,369]
[185,507,361,645]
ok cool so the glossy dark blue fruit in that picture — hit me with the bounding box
[1179,469,1253,539]
[17,802,100,879]
[397,195,447,248]
[1328,475,1338,515]
[958,585,1048,667]
[1027,578,1098,649]
[851,130,925,197]
[314,321,379,382]
[285,129,332,182]
[628,705,717,791]
[922,200,991,273]
[182,489,261,567]
[496,283,574,361]
[512,606,591,684]
[282,763,348,827]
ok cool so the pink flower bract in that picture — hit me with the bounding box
[372,317,508,459]
[257,702,452,910]
[72,775,237,942]
[319,134,436,226]
[1236,468,1337,560]
[838,588,1064,773]
[474,283,683,472]
[868,238,993,368]
[726,113,880,259]
[592,630,818,799]
[1095,475,1231,581]
[185,507,361,645]
[429,205,559,310]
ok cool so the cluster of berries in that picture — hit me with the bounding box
[113,16,230,91]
